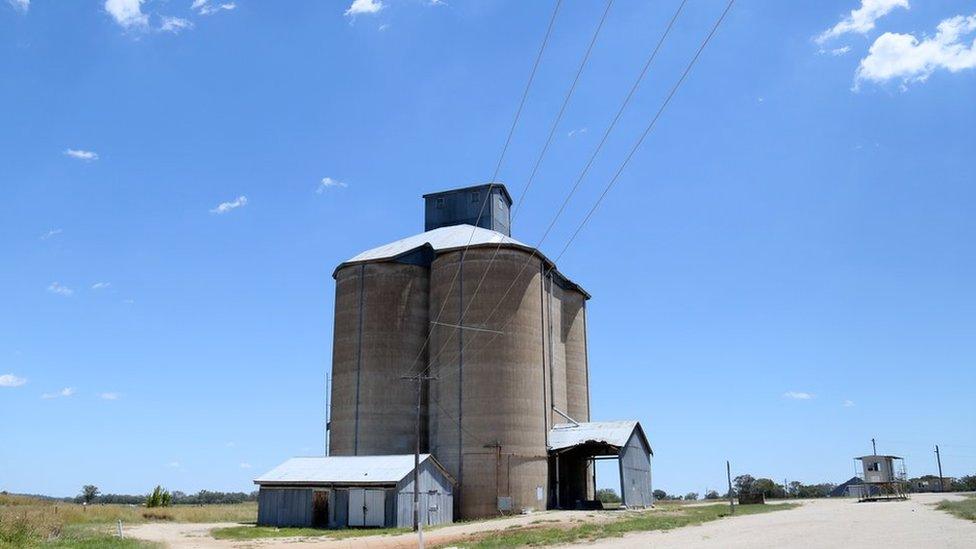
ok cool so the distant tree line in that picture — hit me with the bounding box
[55,486,258,505]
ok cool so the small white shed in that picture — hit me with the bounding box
[254,454,455,529]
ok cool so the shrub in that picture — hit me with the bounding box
[146,486,172,508]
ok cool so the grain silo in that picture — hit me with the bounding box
[327,184,652,520]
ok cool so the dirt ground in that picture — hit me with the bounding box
[124,509,620,549]
[125,493,976,549]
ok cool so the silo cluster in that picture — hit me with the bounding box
[328,184,591,519]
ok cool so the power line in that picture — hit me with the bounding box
[419,0,616,378]
[445,0,735,372]
[397,0,564,379]
[422,0,688,380]
[551,0,736,266]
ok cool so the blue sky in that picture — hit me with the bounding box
[1,0,975,498]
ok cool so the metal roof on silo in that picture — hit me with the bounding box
[333,224,589,298]
[254,454,455,485]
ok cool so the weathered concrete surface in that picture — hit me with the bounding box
[329,263,429,456]
[428,248,549,519]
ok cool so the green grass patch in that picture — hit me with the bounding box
[211,525,409,541]
[936,495,976,522]
[0,524,158,549]
[436,503,799,549]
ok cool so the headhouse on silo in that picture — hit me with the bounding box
[301,183,653,522]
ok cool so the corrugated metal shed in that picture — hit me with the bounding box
[255,454,451,485]
[549,421,652,454]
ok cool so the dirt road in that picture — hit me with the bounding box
[555,493,976,549]
[126,493,975,548]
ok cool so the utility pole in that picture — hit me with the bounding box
[935,445,945,492]
[402,372,436,548]
[726,460,734,515]
[871,438,877,455]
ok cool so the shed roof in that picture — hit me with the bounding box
[548,421,652,455]
[254,454,453,486]
[333,224,588,298]
[856,455,903,460]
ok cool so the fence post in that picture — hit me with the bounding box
[117,519,124,539]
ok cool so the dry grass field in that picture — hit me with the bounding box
[0,493,255,548]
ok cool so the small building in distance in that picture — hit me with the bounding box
[254,455,455,528]
[854,454,908,501]
[910,475,955,493]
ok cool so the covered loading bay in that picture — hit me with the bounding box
[254,454,455,528]
[548,421,653,509]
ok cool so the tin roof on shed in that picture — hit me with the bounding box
[254,454,454,486]
[548,421,652,455]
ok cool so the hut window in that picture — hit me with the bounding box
[867,462,880,472]
[436,197,445,208]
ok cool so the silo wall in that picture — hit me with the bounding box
[428,247,548,519]
[545,276,568,428]
[562,289,593,499]
[562,289,589,423]
[329,262,429,456]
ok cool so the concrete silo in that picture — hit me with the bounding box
[327,184,614,520]
[428,247,549,519]
[562,289,590,424]
[329,262,429,456]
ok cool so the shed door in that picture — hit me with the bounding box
[348,489,365,527]
[364,489,385,527]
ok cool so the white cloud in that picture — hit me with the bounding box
[92,282,111,290]
[41,229,63,240]
[830,45,852,56]
[42,387,76,399]
[855,13,976,89]
[160,16,193,33]
[783,391,814,400]
[378,23,390,31]
[210,195,248,214]
[64,149,98,161]
[428,0,446,5]
[345,0,383,17]
[567,128,588,138]
[47,282,74,297]
[317,177,348,193]
[7,0,29,12]
[239,462,252,469]
[166,461,181,468]
[99,392,120,400]
[0,374,28,387]
[104,0,148,30]
[193,0,236,15]
[817,0,909,44]
[843,399,856,407]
